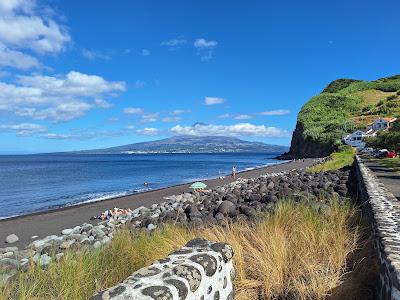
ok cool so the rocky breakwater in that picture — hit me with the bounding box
[0,168,353,289]
[90,238,234,300]
[130,167,353,229]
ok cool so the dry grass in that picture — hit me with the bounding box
[1,201,363,300]
[354,89,393,106]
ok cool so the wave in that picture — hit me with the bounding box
[0,188,153,220]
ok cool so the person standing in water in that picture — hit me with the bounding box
[232,166,237,179]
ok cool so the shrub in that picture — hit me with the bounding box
[361,105,373,113]
[387,101,398,108]
[366,119,400,152]
[372,81,400,92]
[322,79,361,93]
[387,94,397,101]
[377,99,385,106]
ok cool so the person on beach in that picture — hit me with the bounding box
[91,207,132,221]
[232,166,237,179]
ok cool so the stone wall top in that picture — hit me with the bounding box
[356,156,400,299]
[90,238,234,300]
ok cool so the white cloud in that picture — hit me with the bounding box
[0,43,40,69]
[0,122,47,136]
[41,129,124,140]
[124,107,144,115]
[17,71,126,96]
[170,109,190,116]
[234,114,252,120]
[194,38,218,61]
[260,109,290,116]
[141,49,150,56]
[0,0,70,70]
[15,101,92,121]
[95,99,112,109]
[41,133,73,139]
[162,116,181,123]
[0,71,125,121]
[0,0,70,55]
[133,80,145,88]
[204,97,225,105]
[136,127,159,136]
[81,49,110,60]
[171,123,289,138]
[194,38,217,49]
[160,39,187,48]
[218,113,231,119]
[108,117,119,123]
[141,112,159,123]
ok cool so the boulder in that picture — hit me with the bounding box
[217,200,236,215]
[5,234,19,244]
[61,228,73,235]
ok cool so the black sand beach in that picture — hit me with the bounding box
[0,158,316,248]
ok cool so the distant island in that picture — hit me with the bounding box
[77,135,288,154]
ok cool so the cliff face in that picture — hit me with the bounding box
[279,75,400,159]
[279,122,334,159]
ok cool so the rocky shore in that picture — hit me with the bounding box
[0,165,353,288]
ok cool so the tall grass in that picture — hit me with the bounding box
[308,146,356,173]
[1,201,362,300]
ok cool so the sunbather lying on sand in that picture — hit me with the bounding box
[91,207,132,221]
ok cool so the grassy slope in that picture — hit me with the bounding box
[298,75,400,150]
[308,146,356,173]
[2,201,362,300]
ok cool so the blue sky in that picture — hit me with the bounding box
[0,0,399,154]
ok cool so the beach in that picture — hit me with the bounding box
[0,158,316,248]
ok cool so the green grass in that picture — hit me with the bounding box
[1,200,370,300]
[308,146,356,173]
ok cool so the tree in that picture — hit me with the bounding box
[365,119,400,152]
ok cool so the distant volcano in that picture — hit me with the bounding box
[78,135,288,154]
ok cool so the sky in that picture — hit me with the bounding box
[0,0,399,154]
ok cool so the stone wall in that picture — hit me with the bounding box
[90,238,234,300]
[355,156,400,300]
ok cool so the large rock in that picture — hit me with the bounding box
[217,201,236,215]
[5,234,19,244]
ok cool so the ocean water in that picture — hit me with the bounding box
[0,153,282,219]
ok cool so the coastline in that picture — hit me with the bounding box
[0,158,316,248]
[0,160,285,222]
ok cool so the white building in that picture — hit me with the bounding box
[343,130,369,149]
[369,117,397,131]
[343,117,396,149]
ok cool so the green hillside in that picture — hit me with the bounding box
[284,75,400,158]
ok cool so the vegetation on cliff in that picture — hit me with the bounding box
[288,75,400,157]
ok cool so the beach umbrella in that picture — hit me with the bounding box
[190,182,207,189]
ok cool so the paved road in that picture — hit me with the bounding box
[361,157,400,200]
